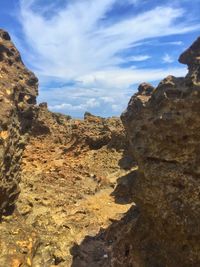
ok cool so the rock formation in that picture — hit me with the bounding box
[0,29,38,216]
[31,103,127,152]
[1,27,199,267]
[0,29,132,266]
[117,36,200,266]
[15,103,133,265]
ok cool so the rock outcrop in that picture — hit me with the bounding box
[117,36,200,266]
[2,27,199,267]
[0,29,38,215]
[31,103,127,152]
[16,104,133,265]
[0,29,133,266]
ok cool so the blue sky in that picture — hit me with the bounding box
[0,0,200,117]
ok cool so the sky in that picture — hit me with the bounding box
[0,0,200,117]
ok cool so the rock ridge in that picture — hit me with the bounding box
[117,36,200,267]
[0,29,38,216]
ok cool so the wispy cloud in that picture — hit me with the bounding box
[49,98,100,111]
[165,41,183,45]
[17,0,200,116]
[126,55,151,62]
[162,53,174,63]
[40,66,186,115]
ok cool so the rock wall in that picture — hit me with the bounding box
[0,29,38,216]
[118,37,200,266]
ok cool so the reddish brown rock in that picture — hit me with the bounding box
[0,29,38,267]
[15,102,133,265]
[30,102,128,153]
[0,29,38,215]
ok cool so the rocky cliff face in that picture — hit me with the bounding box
[0,29,38,216]
[117,36,200,266]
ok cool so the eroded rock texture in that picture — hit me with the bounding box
[18,104,133,265]
[0,29,38,216]
[118,37,200,266]
[31,103,127,152]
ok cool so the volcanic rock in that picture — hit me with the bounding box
[117,36,200,267]
[0,29,133,267]
[17,103,134,265]
[0,29,38,266]
[0,29,38,216]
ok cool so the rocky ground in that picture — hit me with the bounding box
[0,29,135,266]
[0,103,135,266]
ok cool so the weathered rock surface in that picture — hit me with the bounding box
[0,29,38,266]
[72,36,200,267]
[2,27,199,267]
[32,103,127,152]
[114,36,200,266]
[0,28,133,267]
[0,29,38,215]
[16,104,134,265]
[0,59,132,265]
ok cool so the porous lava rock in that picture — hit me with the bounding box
[31,102,127,153]
[118,36,200,266]
[18,102,133,265]
[0,29,38,216]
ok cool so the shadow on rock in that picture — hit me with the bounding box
[111,169,139,204]
[70,206,140,267]
[118,154,136,170]
[70,164,139,266]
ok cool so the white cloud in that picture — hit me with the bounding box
[126,55,151,62]
[40,66,187,115]
[78,67,186,89]
[17,0,199,116]
[166,41,183,45]
[19,1,199,78]
[49,98,100,111]
[162,53,174,63]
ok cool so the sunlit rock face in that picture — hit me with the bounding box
[0,29,38,216]
[118,37,200,267]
